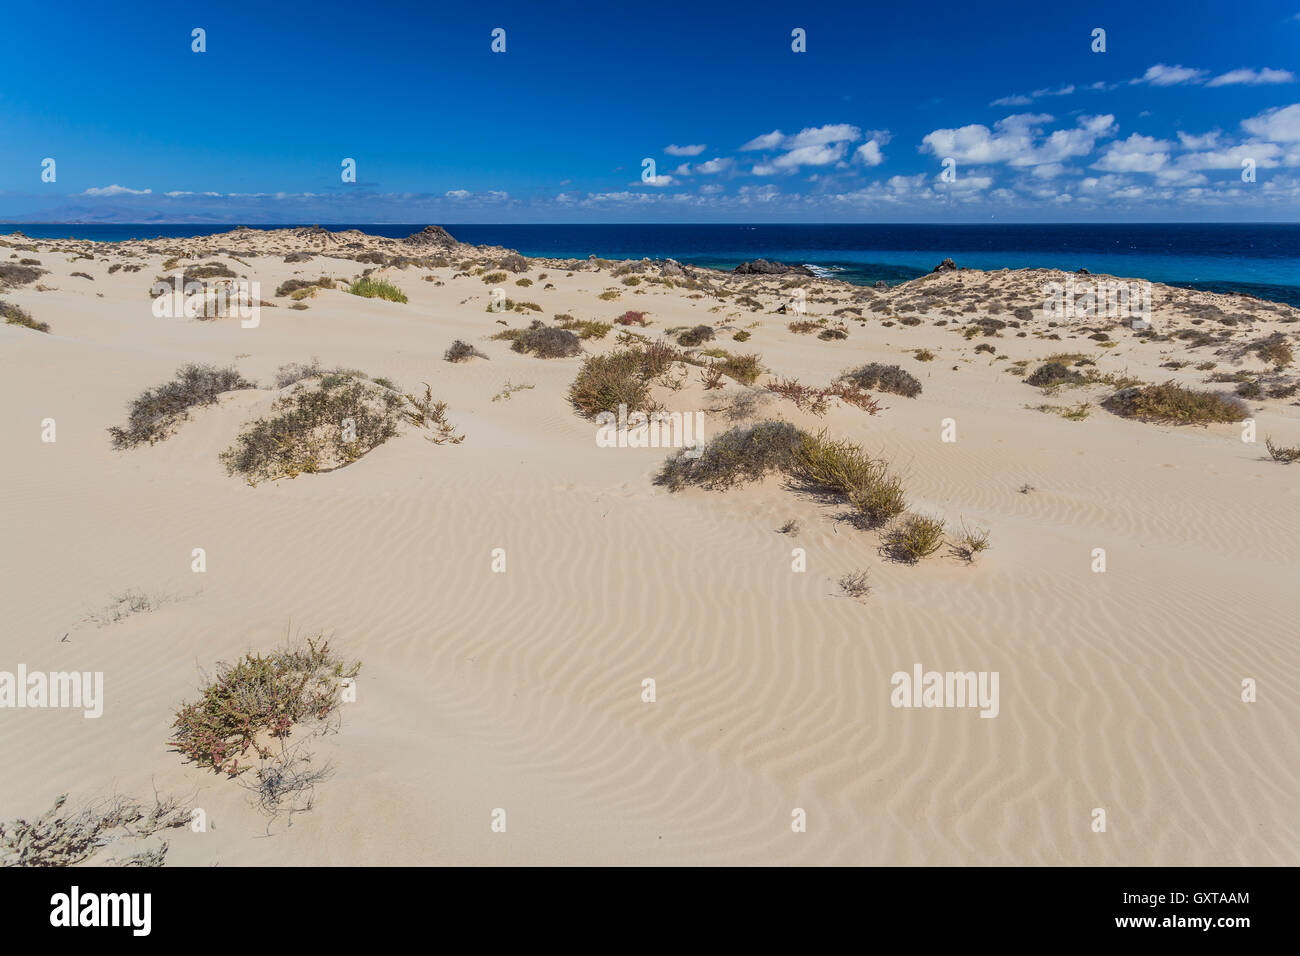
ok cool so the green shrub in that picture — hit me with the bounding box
[346,277,407,302]
[838,363,922,398]
[657,421,804,491]
[109,364,255,448]
[568,349,654,418]
[505,320,582,358]
[219,374,406,482]
[1102,382,1249,424]
[169,638,360,775]
[1025,361,1085,388]
[791,430,906,526]
[885,514,947,563]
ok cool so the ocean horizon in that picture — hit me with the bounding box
[7,222,1300,306]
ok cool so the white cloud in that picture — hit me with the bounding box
[853,140,885,166]
[740,124,863,173]
[740,130,784,151]
[665,144,706,156]
[1177,131,1222,150]
[445,189,471,199]
[1092,133,1174,173]
[1178,143,1282,169]
[639,175,676,187]
[1207,67,1295,87]
[922,113,1111,169]
[695,156,734,175]
[1136,64,1207,86]
[1242,103,1300,142]
[81,184,152,196]
[991,94,1032,107]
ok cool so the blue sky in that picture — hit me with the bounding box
[1,0,1299,222]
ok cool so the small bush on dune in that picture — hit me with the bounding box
[445,339,488,362]
[1102,381,1248,424]
[657,421,804,491]
[701,351,763,385]
[568,349,654,418]
[275,277,335,298]
[885,514,947,563]
[1,792,190,867]
[0,263,47,287]
[1025,361,1084,388]
[109,364,255,448]
[1265,436,1300,463]
[346,277,407,303]
[506,320,582,358]
[556,317,613,339]
[791,430,906,526]
[169,638,360,776]
[838,363,922,398]
[1,300,49,333]
[219,374,407,482]
[677,324,716,347]
[616,311,649,326]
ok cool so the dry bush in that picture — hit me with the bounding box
[109,364,256,448]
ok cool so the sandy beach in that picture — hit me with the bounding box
[2,225,1298,866]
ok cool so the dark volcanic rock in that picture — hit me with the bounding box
[403,225,459,249]
[874,280,888,290]
[733,258,815,277]
[932,258,958,273]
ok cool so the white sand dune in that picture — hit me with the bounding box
[2,231,1297,865]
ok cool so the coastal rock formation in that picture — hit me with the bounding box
[402,225,459,250]
[932,258,958,273]
[734,258,815,277]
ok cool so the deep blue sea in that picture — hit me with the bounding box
[8,222,1300,305]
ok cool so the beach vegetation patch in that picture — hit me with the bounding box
[346,277,407,303]
[1,300,49,332]
[838,363,922,398]
[677,325,715,347]
[884,514,947,563]
[657,421,804,491]
[109,364,255,448]
[497,320,582,358]
[445,339,488,362]
[1265,436,1300,463]
[1102,382,1249,424]
[169,638,360,778]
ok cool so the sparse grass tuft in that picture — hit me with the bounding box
[1265,436,1300,463]
[949,520,991,562]
[1,300,49,332]
[568,349,654,418]
[346,277,407,303]
[839,570,871,599]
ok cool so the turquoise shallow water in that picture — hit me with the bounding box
[8,222,1300,305]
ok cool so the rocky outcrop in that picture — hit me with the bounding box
[932,258,958,273]
[402,225,459,250]
[734,259,815,277]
